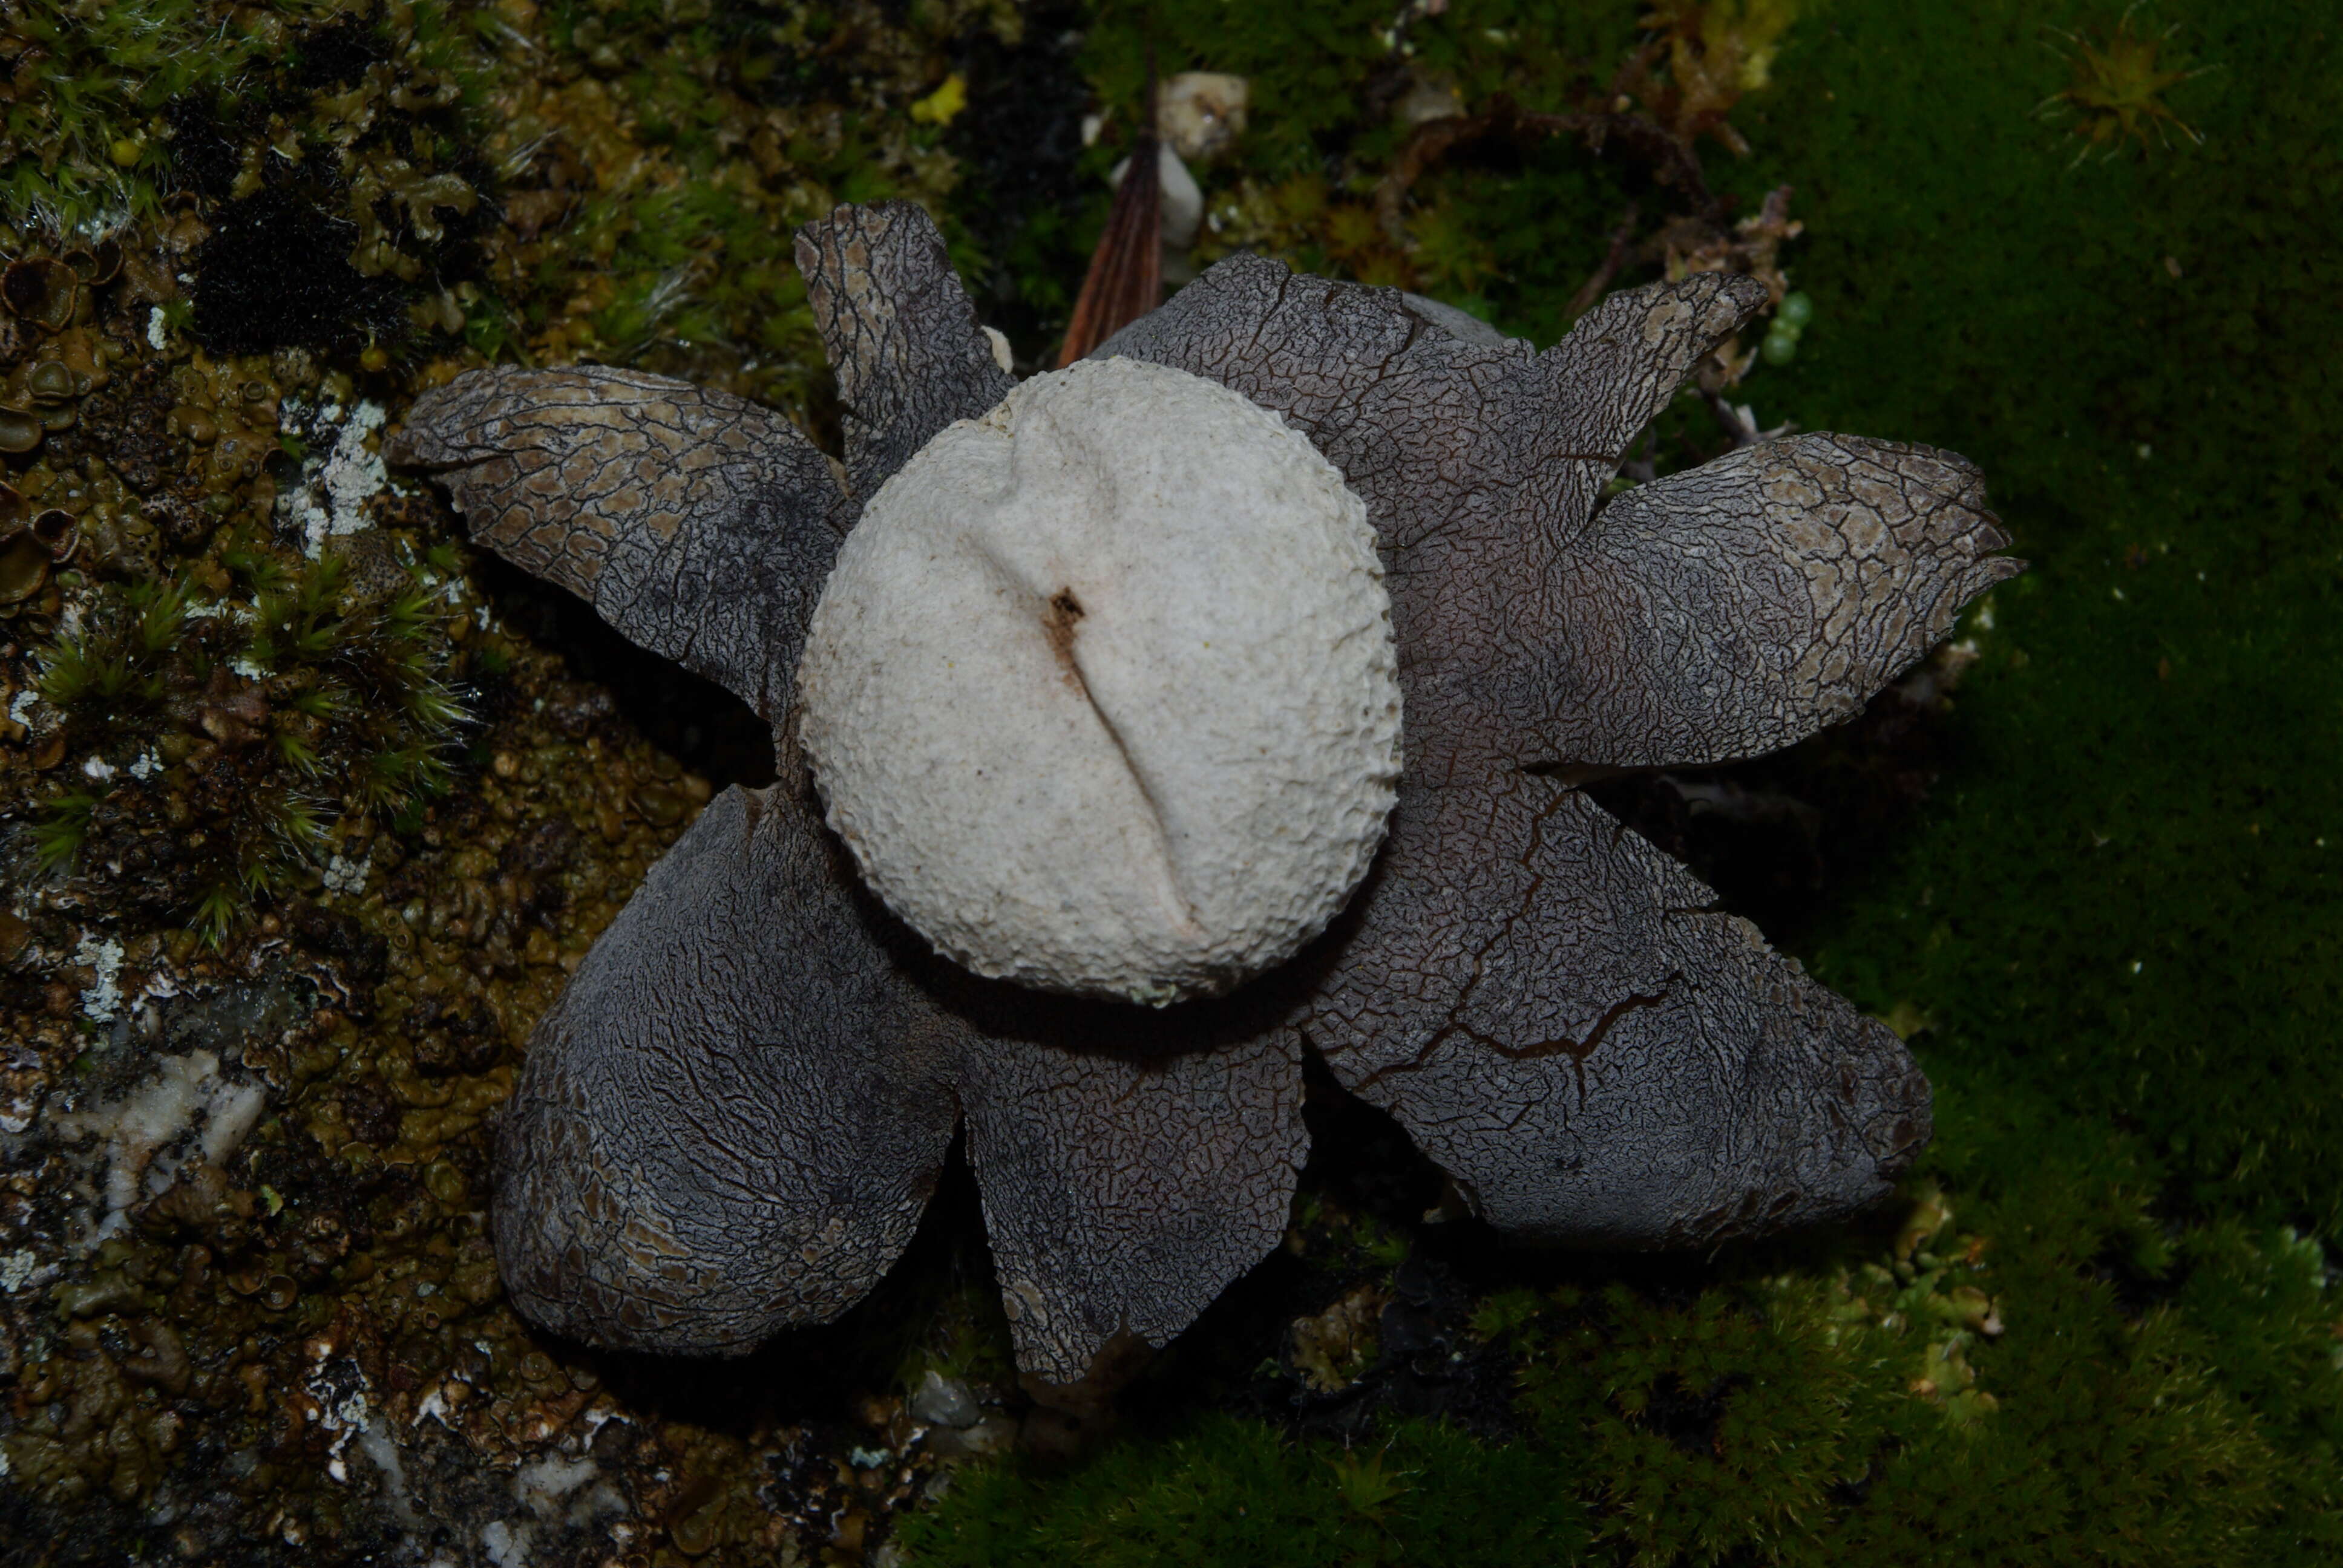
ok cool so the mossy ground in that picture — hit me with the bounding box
[905,2,2343,1563]
[0,2,2337,1565]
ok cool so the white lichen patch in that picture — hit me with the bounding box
[515,1454,603,1514]
[80,754,116,782]
[353,1419,415,1517]
[73,933,123,1022]
[481,1521,528,1567]
[54,1050,270,1239]
[146,305,168,351]
[0,1249,46,1295]
[306,1339,422,1531]
[0,1062,39,1135]
[479,1448,628,1568]
[283,397,392,559]
[322,851,373,896]
[799,357,1401,1004]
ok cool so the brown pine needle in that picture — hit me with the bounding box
[1057,132,1163,367]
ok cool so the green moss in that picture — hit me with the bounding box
[28,786,98,871]
[1742,3,2343,1231]
[912,1083,2343,1566]
[27,543,466,943]
[900,1413,1590,1566]
[0,0,347,230]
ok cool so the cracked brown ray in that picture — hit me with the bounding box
[1532,434,2024,768]
[1297,776,1928,1244]
[388,364,843,726]
[795,201,1015,502]
[955,1024,1306,1383]
[490,773,963,1352]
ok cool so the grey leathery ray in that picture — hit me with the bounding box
[387,364,844,726]
[1097,252,1553,561]
[953,1030,1307,1385]
[1531,270,1771,533]
[794,200,1017,503]
[1298,777,1928,1246]
[491,780,964,1354]
[1529,434,2027,769]
[1098,255,1772,773]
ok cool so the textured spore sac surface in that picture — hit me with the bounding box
[798,357,1402,1004]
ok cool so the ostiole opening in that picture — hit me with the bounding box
[1043,586,1086,677]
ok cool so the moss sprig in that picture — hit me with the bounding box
[25,540,468,944]
[0,0,352,231]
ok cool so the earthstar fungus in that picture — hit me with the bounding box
[391,201,2020,1388]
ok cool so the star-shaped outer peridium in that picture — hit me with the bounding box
[388,201,2020,1391]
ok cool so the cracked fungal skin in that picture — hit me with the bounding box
[389,200,2020,1388]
